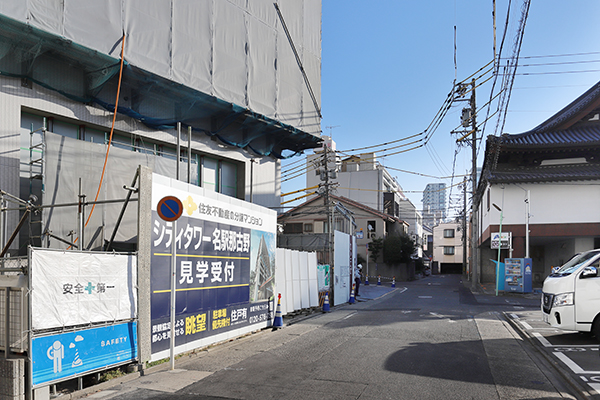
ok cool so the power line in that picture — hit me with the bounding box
[502,51,600,60]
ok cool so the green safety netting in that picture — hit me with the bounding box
[0,14,321,158]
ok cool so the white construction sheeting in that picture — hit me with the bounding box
[30,248,137,330]
[275,248,318,315]
[333,230,352,306]
[1,0,322,136]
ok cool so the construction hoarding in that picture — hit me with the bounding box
[150,174,276,360]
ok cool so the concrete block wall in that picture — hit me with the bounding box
[0,357,25,400]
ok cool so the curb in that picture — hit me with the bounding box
[502,312,594,400]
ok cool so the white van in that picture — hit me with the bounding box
[541,249,600,338]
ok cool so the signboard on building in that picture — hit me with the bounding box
[150,175,276,359]
[491,232,512,250]
[30,248,137,330]
[31,322,137,387]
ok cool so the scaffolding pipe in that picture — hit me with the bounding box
[4,287,10,358]
[44,230,77,248]
[0,194,5,254]
[177,122,181,181]
[0,207,30,257]
[106,171,139,251]
[187,126,192,184]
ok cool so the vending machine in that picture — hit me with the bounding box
[504,258,532,293]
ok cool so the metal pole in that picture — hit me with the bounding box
[250,159,254,203]
[187,126,192,184]
[494,204,503,296]
[176,122,181,181]
[169,220,177,370]
[0,194,5,254]
[525,190,530,259]
[4,287,10,358]
[78,179,82,250]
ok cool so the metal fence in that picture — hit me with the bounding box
[0,256,28,354]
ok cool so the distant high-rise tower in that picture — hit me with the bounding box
[422,183,447,228]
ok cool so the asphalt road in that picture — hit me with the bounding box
[81,275,581,400]
[507,309,600,398]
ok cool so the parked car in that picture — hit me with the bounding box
[541,249,600,339]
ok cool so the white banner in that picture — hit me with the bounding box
[31,249,137,330]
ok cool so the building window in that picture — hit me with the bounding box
[304,223,313,233]
[367,220,376,238]
[283,223,303,234]
[443,229,455,238]
[443,246,455,255]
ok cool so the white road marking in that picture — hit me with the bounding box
[419,296,433,299]
[553,352,584,373]
[520,321,533,330]
[589,383,600,395]
[532,332,553,347]
[343,312,357,320]
[553,352,600,374]
[429,312,456,323]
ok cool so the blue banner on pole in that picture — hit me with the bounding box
[32,322,137,387]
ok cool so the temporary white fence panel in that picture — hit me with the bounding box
[284,249,294,315]
[274,248,287,314]
[307,253,319,307]
[292,251,302,310]
[30,248,137,330]
[333,231,351,306]
[299,252,310,309]
[275,249,318,315]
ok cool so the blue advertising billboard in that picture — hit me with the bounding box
[151,176,277,358]
[31,322,137,387]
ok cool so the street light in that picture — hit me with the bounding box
[492,203,503,297]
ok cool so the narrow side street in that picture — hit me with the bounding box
[78,275,582,400]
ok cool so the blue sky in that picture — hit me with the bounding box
[282,1,600,216]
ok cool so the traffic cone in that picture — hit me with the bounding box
[365,275,369,285]
[392,276,396,287]
[273,293,283,329]
[377,275,382,285]
[322,292,331,312]
[349,283,356,304]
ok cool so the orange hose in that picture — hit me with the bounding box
[85,34,126,227]
[70,34,125,250]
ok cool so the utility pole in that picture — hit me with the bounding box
[453,79,479,288]
[315,143,338,301]
[462,179,467,276]
[469,79,479,289]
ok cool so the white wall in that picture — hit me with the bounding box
[481,182,600,233]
